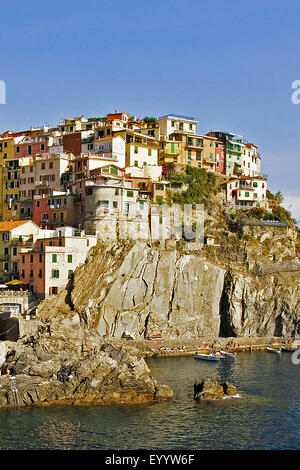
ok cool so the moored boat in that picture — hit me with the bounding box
[281,347,298,352]
[267,347,281,354]
[194,352,223,362]
[220,350,236,358]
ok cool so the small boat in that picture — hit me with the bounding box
[281,347,298,353]
[194,352,223,362]
[220,350,236,358]
[267,347,281,354]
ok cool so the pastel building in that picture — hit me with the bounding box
[157,114,198,139]
[0,220,40,282]
[225,176,268,209]
[243,143,261,177]
[215,141,225,174]
[19,226,97,298]
[124,130,159,169]
[207,131,245,177]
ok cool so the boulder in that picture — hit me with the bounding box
[222,381,238,396]
[194,377,238,400]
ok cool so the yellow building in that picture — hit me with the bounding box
[202,136,217,172]
[0,136,20,221]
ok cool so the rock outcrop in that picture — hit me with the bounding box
[194,378,238,400]
[38,237,300,340]
[0,315,173,408]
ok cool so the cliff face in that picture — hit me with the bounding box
[39,230,300,339]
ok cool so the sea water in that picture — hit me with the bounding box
[0,351,299,450]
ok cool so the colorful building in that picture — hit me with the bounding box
[225,176,268,209]
[0,220,40,282]
[19,226,97,298]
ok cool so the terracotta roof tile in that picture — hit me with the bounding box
[0,220,30,232]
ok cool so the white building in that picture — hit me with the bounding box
[157,114,198,139]
[243,143,261,177]
[226,176,268,209]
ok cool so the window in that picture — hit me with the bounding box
[134,146,138,154]
[139,201,144,210]
[16,146,20,153]
[171,143,175,153]
[22,255,25,264]
[179,122,183,130]
[254,193,258,198]
[115,188,119,196]
[13,247,17,256]
[30,269,33,278]
[67,254,72,263]
[68,270,73,279]
[49,162,53,169]
[253,182,258,187]
[127,191,134,197]
[148,148,152,156]
[113,201,118,208]
[134,160,138,167]
[30,254,34,264]
[196,151,201,161]
[28,145,32,155]
[189,124,192,130]
[245,192,250,197]
[52,254,57,263]
[38,269,43,278]
[188,150,192,160]
[39,254,42,263]
[51,270,59,278]
[171,120,175,127]
[41,144,45,151]
[41,163,45,169]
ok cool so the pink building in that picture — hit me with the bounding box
[19,227,97,297]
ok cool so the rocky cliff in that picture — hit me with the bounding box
[38,223,300,339]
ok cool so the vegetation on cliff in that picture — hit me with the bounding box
[166,166,220,209]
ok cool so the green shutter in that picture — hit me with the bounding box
[68,254,72,263]
[52,254,57,263]
[171,143,175,153]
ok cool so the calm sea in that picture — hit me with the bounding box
[0,351,299,450]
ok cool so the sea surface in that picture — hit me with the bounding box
[0,351,299,450]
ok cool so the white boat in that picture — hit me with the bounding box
[267,347,281,354]
[194,352,223,362]
[220,350,236,358]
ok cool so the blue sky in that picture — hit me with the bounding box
[0,0,300,220]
